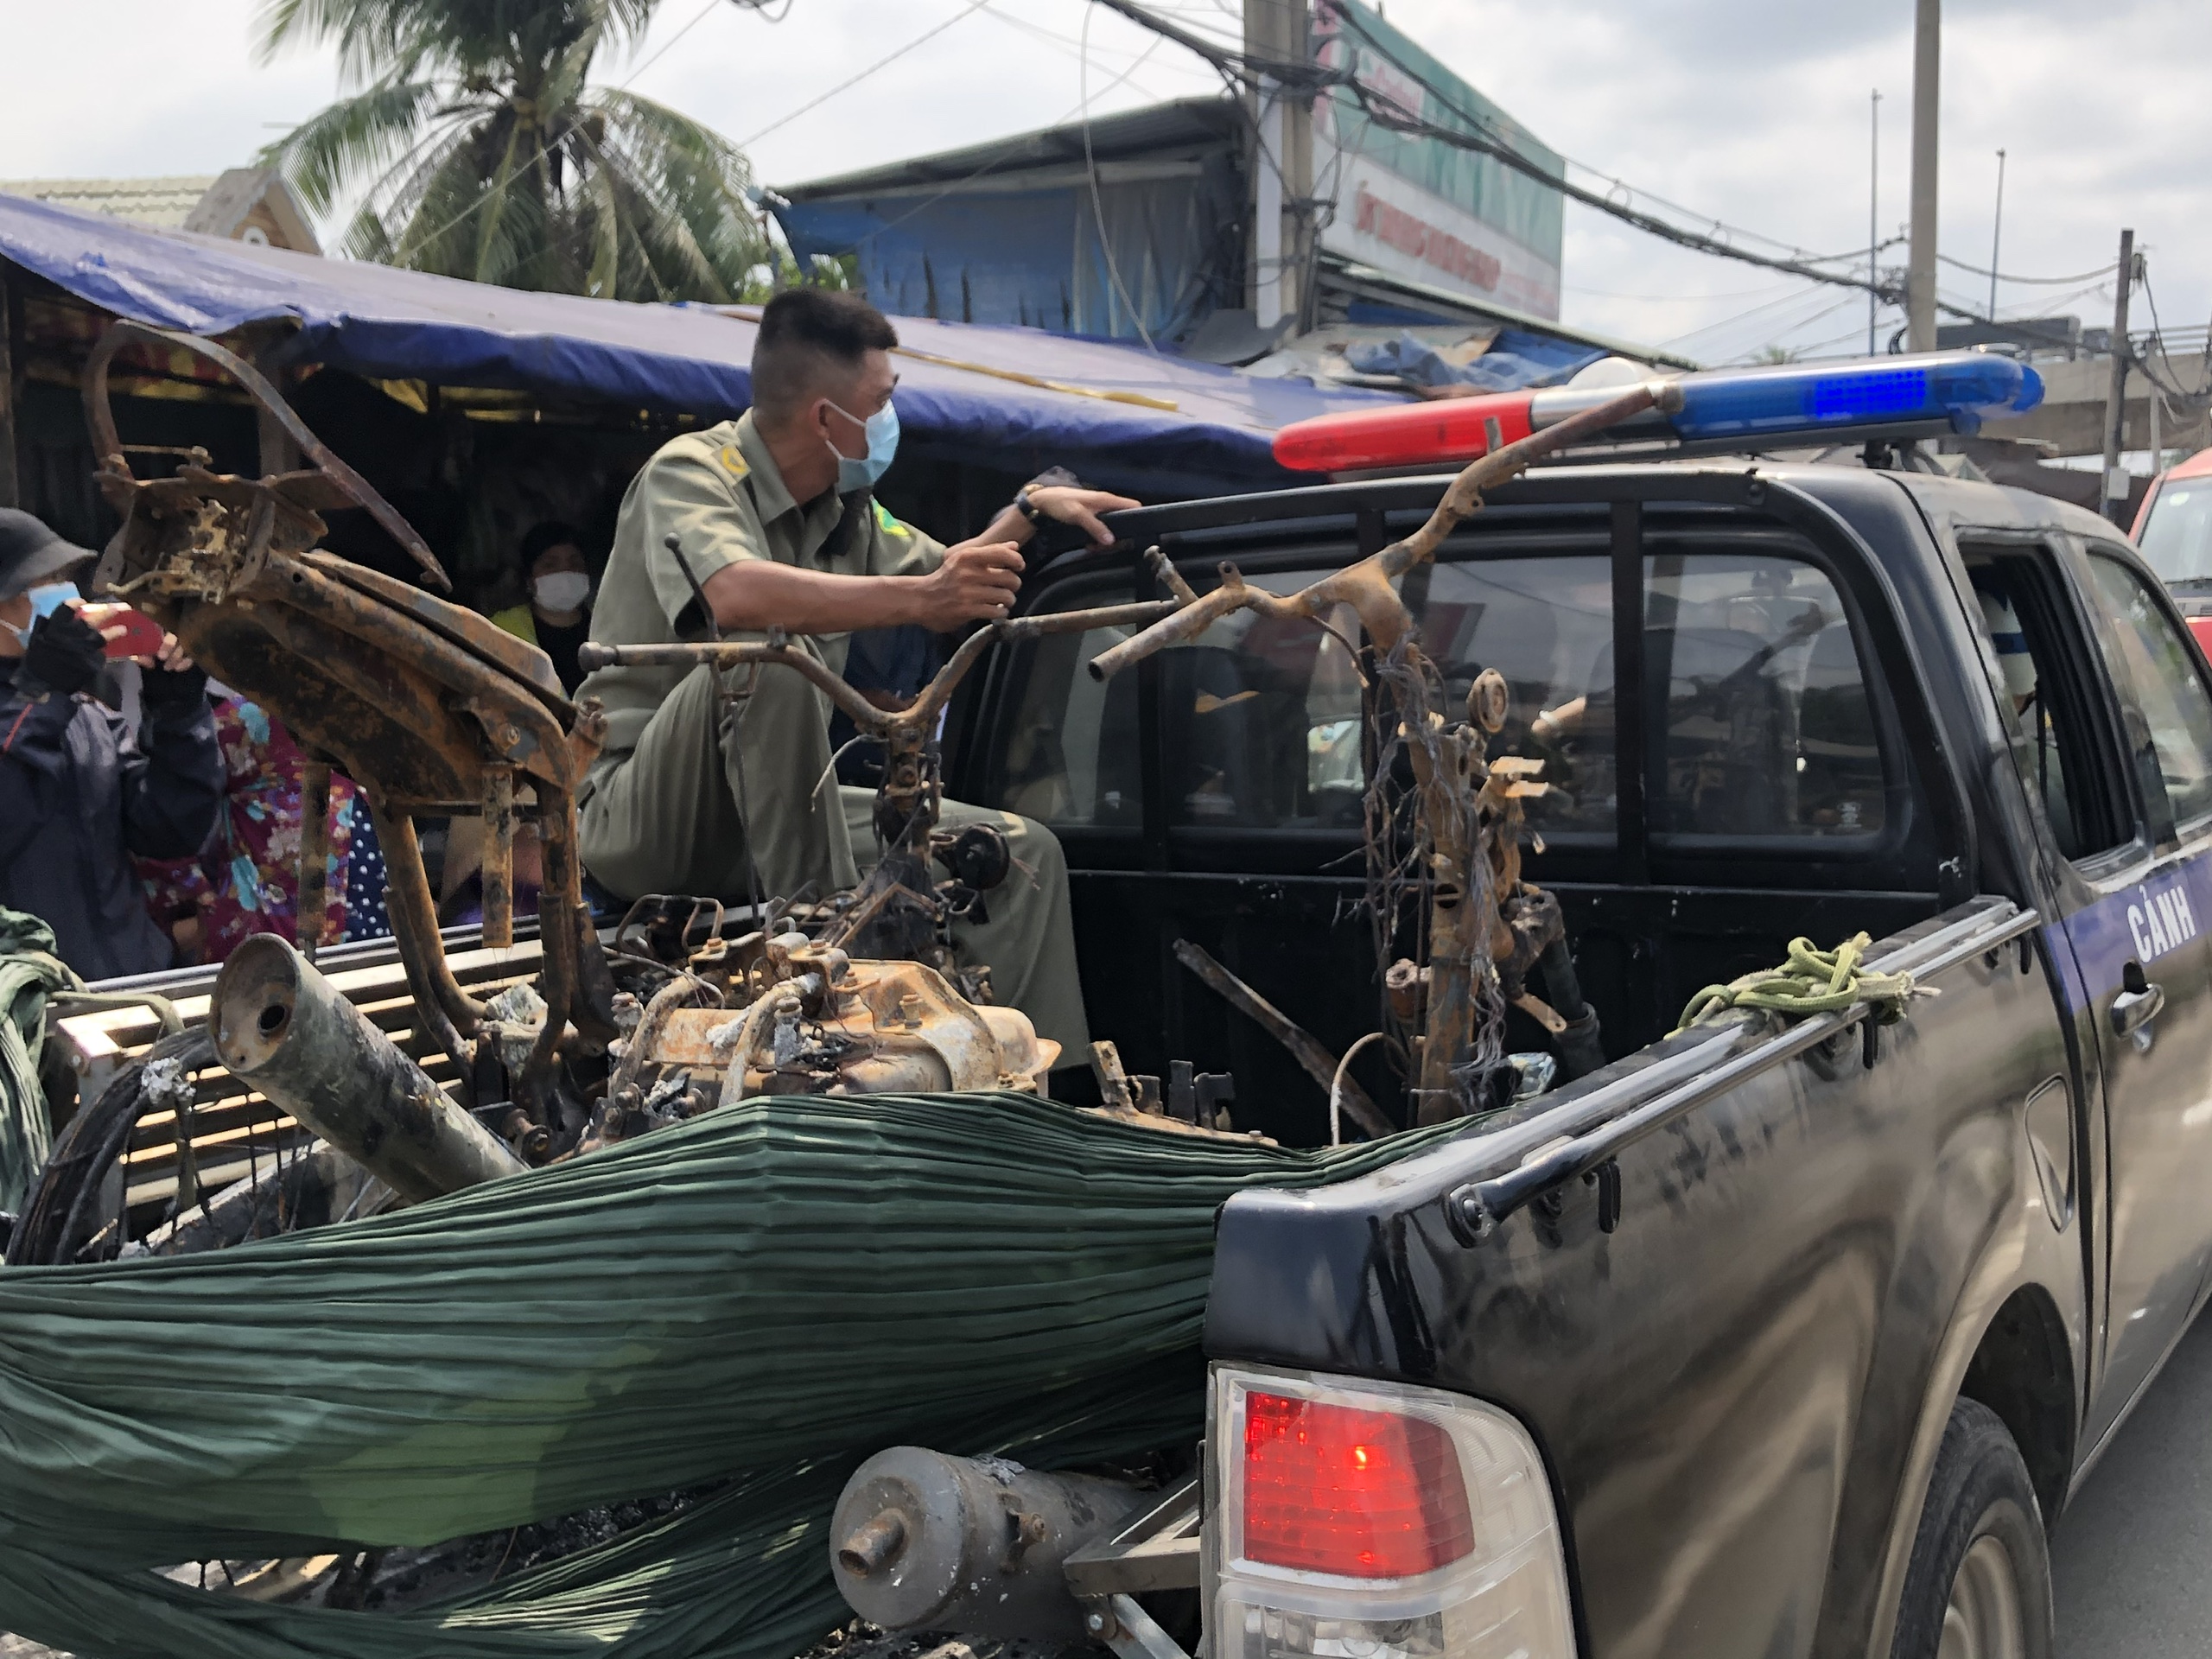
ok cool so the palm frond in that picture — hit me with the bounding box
[258,75,448,215]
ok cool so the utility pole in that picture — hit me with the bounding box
[1906,0,1940,352]
[1868,89,1881,357]
[2101,227,2136,525]
[1245,0,1312,333]
[1987,148,2005,319]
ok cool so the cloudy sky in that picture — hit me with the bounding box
[3,0,2204,368]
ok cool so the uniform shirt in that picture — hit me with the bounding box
[580,410,945,764]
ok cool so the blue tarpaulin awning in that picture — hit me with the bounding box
[0,192,1403,496]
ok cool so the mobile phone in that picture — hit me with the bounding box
[90,605,167,660]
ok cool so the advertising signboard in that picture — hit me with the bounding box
[1311,0,1566,319]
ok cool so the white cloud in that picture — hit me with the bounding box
[2,0,2203,371]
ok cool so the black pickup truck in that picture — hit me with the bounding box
[936,456,2212,1657]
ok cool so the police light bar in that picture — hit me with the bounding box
[1273,351,2045,473]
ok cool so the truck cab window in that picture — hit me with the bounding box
[1643,551,1885,842]
[2084,550,2212,836]
[1963,550,2128,862]
[975,575,1148,829]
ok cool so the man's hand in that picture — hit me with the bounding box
[1026,485,1141,547]
[21,606,105,698]
[913,539,1025,628]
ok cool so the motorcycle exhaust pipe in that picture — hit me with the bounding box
[830,1446,1146,1641]
[213,934,524,1204]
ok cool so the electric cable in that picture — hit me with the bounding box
[2132,266,2212,409]
[1657,280,1851,349]
[1094,0,2094,327]
[839,31,1168,251]
[737,0,990,148]
[1080,0,1160,352]
[1936,251,2119,285]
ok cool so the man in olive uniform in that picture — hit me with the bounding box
[575,289,1137,1060]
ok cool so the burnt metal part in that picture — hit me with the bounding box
[1537,934,1608,1080]
[149,1144,392,1255]
[829,1446,1147,1642]
[577,601,1175,994]
[83,321,452,592]
[371,808,482,1064]
[296,760,331,962]
[212,935,525,1204]
[1096,383,1678,1120]
[1062,1476,1201,1598]
[79,317,619,1132]
[481,765,516,951]
[5,1028,217,1267]
[1171,939,1389,1138]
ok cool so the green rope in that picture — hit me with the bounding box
[1672,931,1925,1036]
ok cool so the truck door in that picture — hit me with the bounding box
[1977,537,2212,1446]
[2066,543,2212,1440]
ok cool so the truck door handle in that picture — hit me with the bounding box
[2113,961,2164,1038]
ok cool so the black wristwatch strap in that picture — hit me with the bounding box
[1014,487,1046,527]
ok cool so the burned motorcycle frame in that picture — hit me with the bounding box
[83,321,619,1124]
[1090,378,1679,1122]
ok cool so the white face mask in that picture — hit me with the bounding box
[534,572,591,613]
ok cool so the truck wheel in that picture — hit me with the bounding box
[1891,1397,2051,1659]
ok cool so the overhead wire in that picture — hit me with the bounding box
[1936,251,2118,285]
[737,0,991,148]
[2132,265,2212,408]
[1087,0,2117,327]
[1080,0,1160,351]
[838,29,1170,251]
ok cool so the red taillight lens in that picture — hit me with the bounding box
[1241,1389,1476,1578]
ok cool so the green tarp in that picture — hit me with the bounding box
[0,1088,1459,1657]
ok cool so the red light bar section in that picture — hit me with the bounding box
[1273,392,1536,473]
[1242,1390,1476,1578]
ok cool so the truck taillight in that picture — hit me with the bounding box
[1243,1390,1475,1576]
[1211,1367,1577,1659]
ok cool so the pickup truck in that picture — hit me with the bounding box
[928,448,2212,1658]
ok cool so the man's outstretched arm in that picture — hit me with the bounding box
[703,537,1027,633]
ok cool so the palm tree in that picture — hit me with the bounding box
[257,0,772,302]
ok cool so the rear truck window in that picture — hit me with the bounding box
[981,545,1891,852]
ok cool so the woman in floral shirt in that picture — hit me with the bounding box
[139,695,389,965]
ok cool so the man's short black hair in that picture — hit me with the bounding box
[751,289,899,429]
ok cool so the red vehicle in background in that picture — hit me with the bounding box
[2131,445,2212,653]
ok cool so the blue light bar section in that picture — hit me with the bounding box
[1669,353,2044,440]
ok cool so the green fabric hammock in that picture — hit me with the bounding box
[0,1087,1462,1658]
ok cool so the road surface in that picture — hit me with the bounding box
[2054,1308,2212,1653]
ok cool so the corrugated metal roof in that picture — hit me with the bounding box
[1,175,219,229]
[774,97,1238,201]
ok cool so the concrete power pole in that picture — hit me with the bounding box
[1245,0,1313,333]
[2101,227,2137,525]
[1906,0,1940,352]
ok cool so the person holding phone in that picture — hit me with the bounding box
[0,508,222,980]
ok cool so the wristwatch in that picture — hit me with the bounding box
[1013,467,1084,529]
